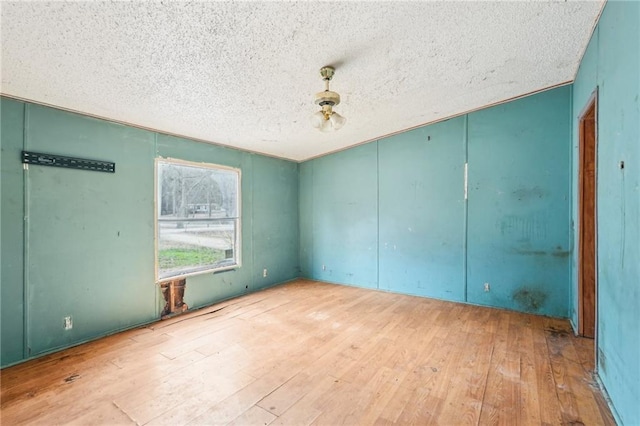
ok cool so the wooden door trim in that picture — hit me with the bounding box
[577,88,598,343]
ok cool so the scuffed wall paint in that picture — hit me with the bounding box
[23,103,157,355]
[0,99,299,367]
[300,86,572,318]
[571,2,640,423]
[467,87,571,317]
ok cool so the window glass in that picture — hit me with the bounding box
[157,159,240,280]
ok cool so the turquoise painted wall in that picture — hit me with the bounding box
[300,86,572,318]
[1,99,25,364]
[467,90,571,316]
[0,98,299,367]
[299,143,378,288]
[378,118,466,301]
[251,154,300,287]
[571,2,640,423]
[23,104,156,356]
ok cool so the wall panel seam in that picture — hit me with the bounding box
[22,102,29,358]
[376,141,380,290]
[463,114,469,303]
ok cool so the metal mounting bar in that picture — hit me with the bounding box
[22,151,115,173]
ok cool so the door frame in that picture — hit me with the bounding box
[577,89,598,347]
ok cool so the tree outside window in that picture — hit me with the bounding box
[156,159,240,280]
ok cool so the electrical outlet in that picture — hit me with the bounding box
[322,264,326,271]
[484,283,490,292]
[64,316,73,330]
[263,268,268,278]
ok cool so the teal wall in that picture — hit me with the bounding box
[378,118,466,301]
[299,143,378,288]
[467,91,572,316]
[1,98,25,364]
[0,98,299,367]
[571,2,640,423]
[300,86,572,318]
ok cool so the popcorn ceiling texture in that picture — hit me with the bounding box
[0,1,603,161]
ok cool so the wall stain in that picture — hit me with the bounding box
[498,214,548,240]
[511,247,571,258]
[598,348,606,374]
[513,249,547,256]
[512,186,544,201]
[513,287,547,312]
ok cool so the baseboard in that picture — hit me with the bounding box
[594,372,623,425]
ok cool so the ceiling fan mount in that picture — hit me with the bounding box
[311,66,346,132]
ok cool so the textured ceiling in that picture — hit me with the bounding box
[1,1,604,161]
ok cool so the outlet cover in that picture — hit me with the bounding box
[64,316,73,330]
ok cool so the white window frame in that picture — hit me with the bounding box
[155,157,241,282]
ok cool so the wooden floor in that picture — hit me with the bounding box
[1,279,615,425]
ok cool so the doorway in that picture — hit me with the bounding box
[578,93,597,339]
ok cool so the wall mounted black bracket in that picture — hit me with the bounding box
[22,151,115,173]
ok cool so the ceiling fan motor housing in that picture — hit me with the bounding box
[315,90,341,107]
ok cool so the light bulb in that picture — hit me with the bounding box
[319,117,332,132]
[310,111,325,129]
[330,111,346,130]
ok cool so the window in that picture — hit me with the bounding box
[156,158,240,280]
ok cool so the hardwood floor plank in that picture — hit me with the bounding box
[375,382,415,423]
[256,371,316,416]
[396,390,444,425]
[141,371,256,425]
[436,332,493,426]
[545,323,614,426]
[518,348,543,425]
[531,315,564,426]
[159,318,244,359]
[226,405,277,426]
[0,279,615,425]
[185,365,302,425]
[268,374,335,426]
[352,368,403,425]
[110,345,255,422]
[477,312,519,425]
[309,377,364,425]
[66,402,135,426]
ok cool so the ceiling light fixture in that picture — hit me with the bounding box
[310,66,346,132]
